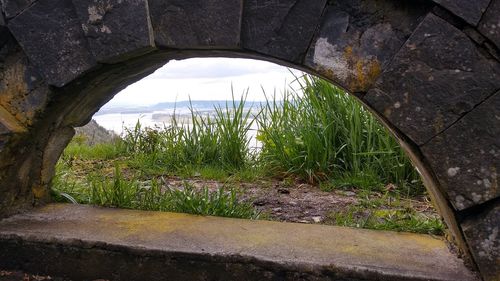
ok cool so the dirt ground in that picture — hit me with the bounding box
[61,158,442,229]
[158,176,439,225]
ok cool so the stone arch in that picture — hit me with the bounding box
[0,0,498,279]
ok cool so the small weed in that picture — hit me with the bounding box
[161,184,259,219]
[329,194,444,235]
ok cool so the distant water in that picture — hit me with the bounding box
[93,108,191,135]
[92,105,261,148]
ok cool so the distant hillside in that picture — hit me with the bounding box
[95,100,269,115]
[75,120,119,145]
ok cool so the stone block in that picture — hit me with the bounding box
[0,104,25,134]
[0,105,20,154]
[149,0,242,49]
[7,0,97,87]
[242,0,326,63]
[1,0,36,19]
[478,0,500,49]
[364,14,500,145]
[305,0,431,93]
[0,120,8,135]
[462,201,500,281]
[431,0,490,26]
[0,125,11,158]
[0,24,8,49]
[0,8,8,47]
[421,91,500,210]
[0,10,5,25]
[72,0,155,63]
[0,51,49,125]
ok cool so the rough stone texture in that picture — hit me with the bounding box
[242,0,326,63]
[0,10,4,25]
[0,0,36,19]
[364,13,500,145]
[0,121,11,153]
[0,106,24,135]
[462,201,500,281]
[478,0,500,49]
[0,204,479,281]
[421,91,500,210]
[34,127,74,201]
[0,3,498,281]
[0,11,11,50]
[7,0,97,87]
[431,0,490,26]
[0,49,48,126]
[72,0,155,63]
[0,24,5,52]
[149,0,242,49]
[305,0,431,93]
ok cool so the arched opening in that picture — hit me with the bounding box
[53,57,445,236]
[0,48,477,280]
[0,0,498,279]
[0,49,476,276]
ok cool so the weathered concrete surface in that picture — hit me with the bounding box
[431,0,490,25]
[150,0,242,49]
[0,204,478,281]
[242,0,326,63]
[305,0,431,93]
[364,13,500,145]
[478,0,500,49]
[462,201,500,281]
[7,0,97,87]
[72,0,155,63]
[422,91,500,210]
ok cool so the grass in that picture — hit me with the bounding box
[53,162,258,219]
[63,135,126,160]
[328,192,444,235]
[120,93,256,177]
[257,76,421,194]
[331,205,444,235]
[50,74,441,234]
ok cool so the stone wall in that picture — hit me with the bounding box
[0,0,498,279]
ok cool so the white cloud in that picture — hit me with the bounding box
[103,57,304,108]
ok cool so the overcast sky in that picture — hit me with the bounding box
[103,58,304,108]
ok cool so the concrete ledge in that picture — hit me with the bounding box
[0,204,478,281]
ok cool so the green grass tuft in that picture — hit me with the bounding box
[257,75,422,193]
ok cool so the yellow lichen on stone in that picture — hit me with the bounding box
[433,112,445,135]
[0,105,26,133]
[0,54,38,126]
[0,60,28,103]
[344,46,354,60]
[490,166,498,196]
[95,211,195,238]
[32,185,47,199]
[351,58,381,91]
[341,45,382,92]
[366,59,382,86]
